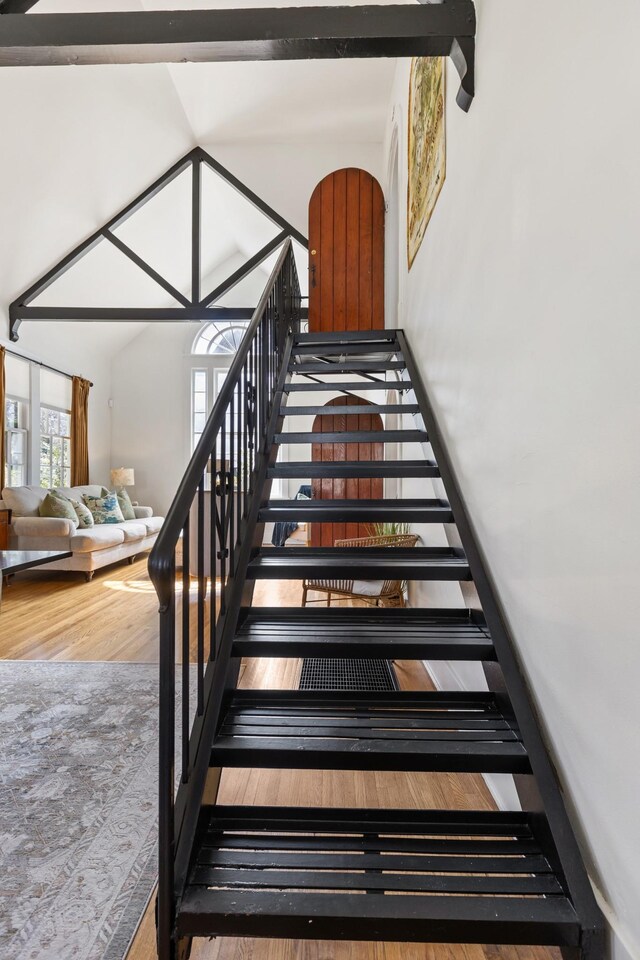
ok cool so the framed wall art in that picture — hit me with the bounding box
[407,57,446,268]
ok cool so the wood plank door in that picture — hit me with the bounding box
[308,168,385,331]
[310,396,383,547]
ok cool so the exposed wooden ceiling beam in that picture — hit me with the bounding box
[0,0,40,14]
[0,5,475,67]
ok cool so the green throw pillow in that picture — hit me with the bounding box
[39,491,79,525]
[69,497,95,529]
[82,491,125,525]
[116,487,136,521]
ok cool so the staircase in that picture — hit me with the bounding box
[149,240,604,960]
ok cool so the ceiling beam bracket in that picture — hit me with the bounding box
[450,34,475,112]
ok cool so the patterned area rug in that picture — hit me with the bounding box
[0,661,187,960]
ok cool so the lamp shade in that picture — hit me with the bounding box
[111,467,135,488]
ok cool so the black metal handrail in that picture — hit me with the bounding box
[148,238,300,959]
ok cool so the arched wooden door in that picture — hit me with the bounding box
[311,396,383,547]
[308,168,385,331]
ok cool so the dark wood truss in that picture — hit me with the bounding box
[9,147,308,342]
[0,2,476,111]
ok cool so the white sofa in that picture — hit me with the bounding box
[0,484,164,580]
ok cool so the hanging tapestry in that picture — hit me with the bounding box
[407,57,446,268]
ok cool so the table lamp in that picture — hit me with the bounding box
[110,467,135,492]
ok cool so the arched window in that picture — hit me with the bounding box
[189,321,247,456]
[192,321,249,356]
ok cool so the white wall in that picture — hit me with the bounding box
[0,62,195,485]
[383,2,640,956]
[203,142,385,237]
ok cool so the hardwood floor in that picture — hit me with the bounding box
[0,555,558,960]
[0,560,160,661]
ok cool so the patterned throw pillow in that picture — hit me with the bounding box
[38,492,79,526]
[116,487,136,521]
[69,498,95,529]
[82,491,125,525]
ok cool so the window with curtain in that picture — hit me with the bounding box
[40,405,71,488]
[4,397,29,487]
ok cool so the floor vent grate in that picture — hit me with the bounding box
[299,658,397,691]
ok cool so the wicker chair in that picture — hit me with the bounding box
[302,532,419,608]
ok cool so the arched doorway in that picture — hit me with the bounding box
[308,168,385,331]
[310,395,383,547]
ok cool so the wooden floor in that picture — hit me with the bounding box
[0,556,558,960]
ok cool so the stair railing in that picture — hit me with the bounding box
[148,239,300,958]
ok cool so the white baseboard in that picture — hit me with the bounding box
[422,658,522,812]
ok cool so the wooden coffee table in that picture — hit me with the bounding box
[0,550,73,608]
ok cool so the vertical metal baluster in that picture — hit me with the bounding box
[157,558,176,960]
[242,362,249,521]
[271,294,276,402]
[267,302,272,405]
[257,320,262,450]
[220,426,226,614]
[274,276,279,367]
[236,377,243,543]
[260,315,266,442]
[276,276,281,380]
[181,517,190,782]
[229,389,235,573]
[196,477,205,716]
[251,342,257,485]
[209,438,217,661]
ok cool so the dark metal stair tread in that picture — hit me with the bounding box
[248,547,471,581]
[212,690,528,773]
[280,403,420,416]
[179,889,578,942]
[274,429,428,444]
[289,360,406,373]
[292,343,400,357]
[294,329,397,344]
[178,805,578,944]
[232,607,495,660]
[268,459,439,478]
[258,498,452,523]
[284,380,411,393]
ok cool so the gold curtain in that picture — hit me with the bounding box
[71,376,91,486]
[0,346,5,491]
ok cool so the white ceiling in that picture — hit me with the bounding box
[36,0,399,144]
[166,59,396,144]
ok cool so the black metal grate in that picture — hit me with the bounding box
[299,658,397,691]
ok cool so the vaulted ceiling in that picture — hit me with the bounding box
[34,0,399,144]
[3,0,399,358]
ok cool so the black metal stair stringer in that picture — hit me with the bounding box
[395,329,605,955]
